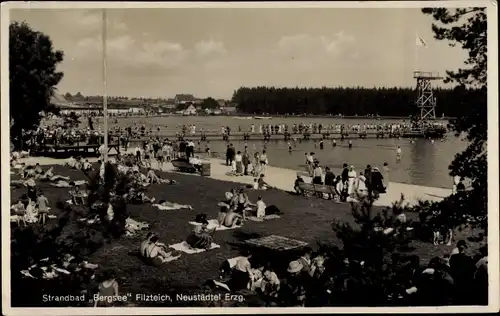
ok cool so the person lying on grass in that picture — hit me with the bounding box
[186,219,216,250]
[36,167,71,182]
[217,205,243,228]
[125,189,156,204]
[142,234,177,265]
[157,199,193,210]
[146,168,176,185]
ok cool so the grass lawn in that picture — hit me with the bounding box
[9,164,484,307]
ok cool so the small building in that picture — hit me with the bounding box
[174,94,196,105]
[216,99,227,108]
[183,104,197,115]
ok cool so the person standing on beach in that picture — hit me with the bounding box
[312,162,323,185]
[226,144,235,166]
[243,148,251,176]
[235,151,243,175]
[259,150,269,176]
[382,162,390,190]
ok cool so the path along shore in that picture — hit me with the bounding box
[16,152,452,208]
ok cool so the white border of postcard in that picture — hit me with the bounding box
[1,1,498,315]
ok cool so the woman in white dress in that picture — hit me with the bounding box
[355,172,368,199]
[347,166,357,196]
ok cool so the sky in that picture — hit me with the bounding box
[10,7,469,99]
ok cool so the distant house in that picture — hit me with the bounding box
[174,94,196,105]
[194,98,204,105]
[216,99,227,108]
[183,104,197,115]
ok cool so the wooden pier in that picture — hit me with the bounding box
[115,129,445,143]
[31,143,121,158]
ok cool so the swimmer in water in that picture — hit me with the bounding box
[396,146,402,160]
[348,140,353,149]
[319,140,324,150]
[332,139,337,147]
[288,141,292,153]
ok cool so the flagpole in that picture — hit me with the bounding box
[415,32,419,71]
[102,9,108,163]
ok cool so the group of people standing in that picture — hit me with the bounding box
[299,153,391,201]
[225,143,269,177]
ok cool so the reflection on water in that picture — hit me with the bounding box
[84,116,466,188]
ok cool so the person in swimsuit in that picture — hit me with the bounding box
[94,269,119,307]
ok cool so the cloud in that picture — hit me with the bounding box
[72,35,191,75]
[277,32,355,57]
[58,10,128,33]
[194,40,227,56]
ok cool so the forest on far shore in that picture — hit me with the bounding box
[231,86,486,117]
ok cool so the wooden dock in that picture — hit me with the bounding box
[31,143,120,158]
[115,130,442,143]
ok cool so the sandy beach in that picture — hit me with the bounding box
[16,153,452,207]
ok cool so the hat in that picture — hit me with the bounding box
[457,240,468,248]
[287,261,303,273]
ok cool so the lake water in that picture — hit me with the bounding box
[78,116,466,189]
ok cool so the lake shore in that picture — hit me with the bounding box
[17,153,452,207]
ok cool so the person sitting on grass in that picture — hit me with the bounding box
[11,199,26,226]
[142,234,176,266]
[256,196,267,218]
[66,156,77,169]
[229,252,254,291]
[294,175,305,195]
[259,267,281,304]
[36,191,50,225]
[235,189,254,219]
[24,199,38,224]
[94,269,120,307]
[186,219,216,250]
[82,159,92,171]
[70,184,87,205]
[258,174,270,190]
[34,163,44,175]
[24,165,37,179]
[217,205,243,228]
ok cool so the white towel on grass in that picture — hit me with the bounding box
[169,241,220,254]
[153,203,193,211]
[248,214,281,222]
[188,219,241,231]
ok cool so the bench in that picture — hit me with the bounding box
[171,159,198,173]
[297,182,338,200]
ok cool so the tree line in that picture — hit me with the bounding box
[231,86,485,117]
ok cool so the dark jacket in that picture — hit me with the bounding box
[324,171,335,186]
